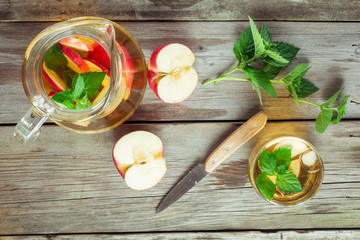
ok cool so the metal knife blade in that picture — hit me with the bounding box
[156,112,267,214]
[156,163,207,214]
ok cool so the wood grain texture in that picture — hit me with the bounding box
[0,122,359,235]
[1,0,360,21]
[0,21,359,124]
[0,230,359,240]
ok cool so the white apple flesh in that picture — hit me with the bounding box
[112,131,166,190]
[148,43,198,103]
[273,139,308,158]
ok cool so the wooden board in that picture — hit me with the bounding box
[1,0,360,21]
[0,230,360,240]
[0,21,359,124]
[0,122,359,235]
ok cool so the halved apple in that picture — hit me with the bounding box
[273,139,308,158]
[112,131,166,190]
[42,64,67,92]
[59,44,90,73]
[148,43,198,103]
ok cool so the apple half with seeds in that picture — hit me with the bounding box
[113,131,167,190]
[148,43,198,103]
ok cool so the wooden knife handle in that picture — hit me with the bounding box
[204,112,267,173]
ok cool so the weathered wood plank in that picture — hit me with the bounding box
[1,0,360,21]
[0,21,359,124]
[0,122,359,234]
[1,230,360,240]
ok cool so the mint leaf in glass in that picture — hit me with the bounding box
[75,94,92,110]
[71,74,85,101]
[45,43,68,71]
[256,172,276,201]
[82,71,106,95]
[272,146,292,168]
[259,151,277,175]
[276,171,302,194]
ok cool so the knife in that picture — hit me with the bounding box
[156,112,267,213]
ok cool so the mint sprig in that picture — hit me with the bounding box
[256,146,302,201]
[52,72,106,110]
[202,16,351,133]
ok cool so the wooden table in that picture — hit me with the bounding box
[1,1,360,239]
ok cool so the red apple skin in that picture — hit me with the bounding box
[147,44,171,73]
[84,58,110,77]
[147,69,161,99]
[87,42,111,70]
[59,44,90,73]
[41,67,66,92]
[116,42,134,89]
[58,37,94,52]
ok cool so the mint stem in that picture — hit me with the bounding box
[219,66,239,78]
[298,99,321,107]
[203,77,249,85]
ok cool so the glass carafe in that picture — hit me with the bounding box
[14,17,147,143]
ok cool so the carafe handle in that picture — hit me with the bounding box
[13,96,54,143]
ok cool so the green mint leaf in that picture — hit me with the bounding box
[295,78,319,99]
[233,28,254,62]
[82,72,106,95]
[276,171,302,194]
[242,66,276,98]
[321,86,345,107]
[264,49,289,64]
[248,16,265,58]
[256,172,276,201]
[332,94,351,124]
[282,64,311,103]
[263,64,282,79]
[63,68,78,89]
[316,108,333,133]
[61,100,77,110]
[71,74,85,101]
[277,164,287,175]
[75,93,92,110]
[249,79,263,105]
[45,43,68,71]
[282,64,311,86]
[51,90,72,103]
[259,150,277,175]
[51,90,76,109]
[262,42,299,67]
[272,146,292,168]
[260,24,271,43]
